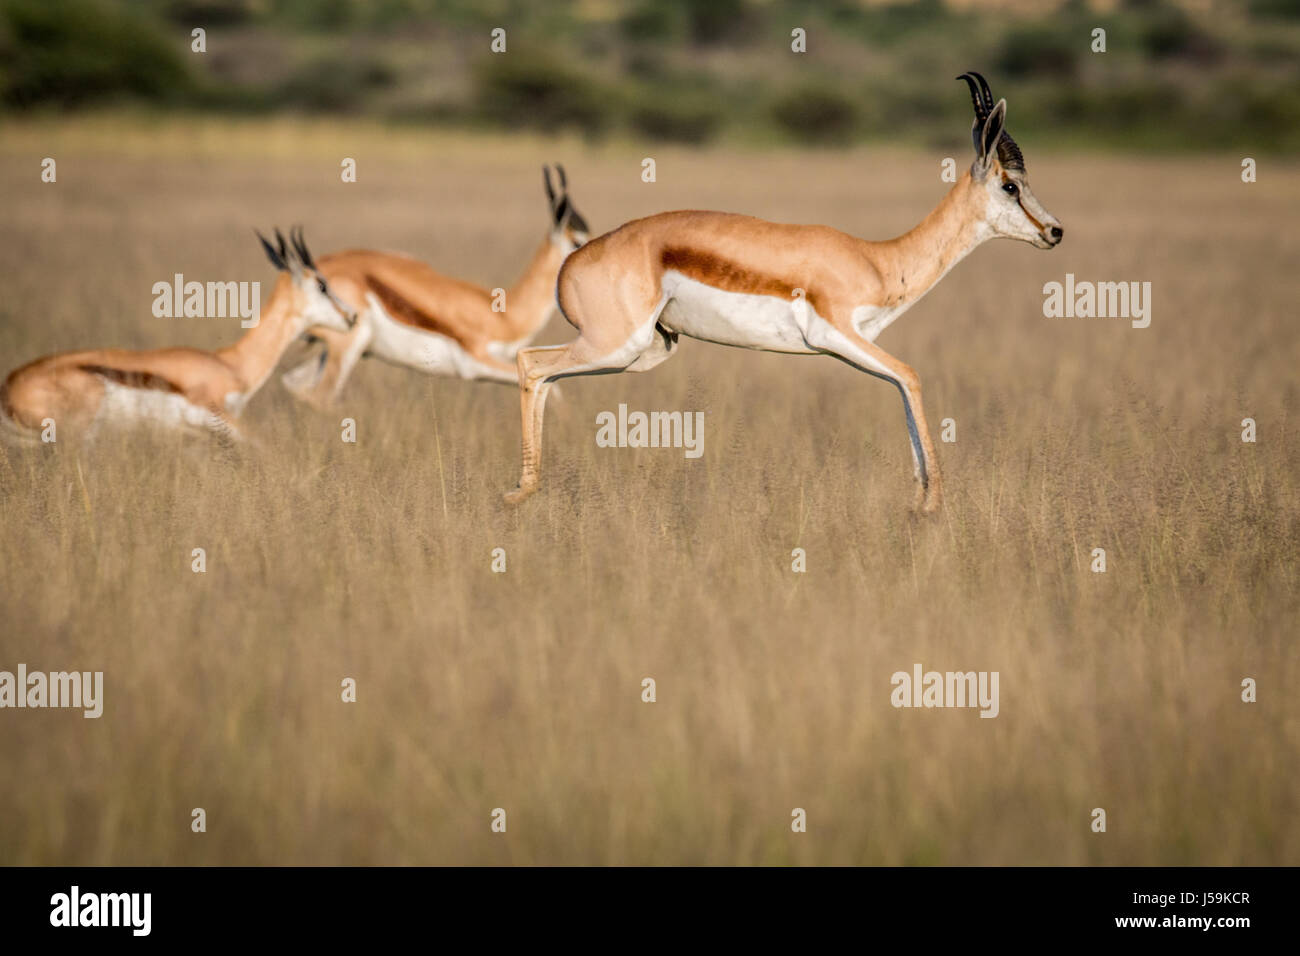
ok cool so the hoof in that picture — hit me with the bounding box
[910,484,943,517]
[281,378,334,412]
[915,495,943,517]
[503,485,535,505]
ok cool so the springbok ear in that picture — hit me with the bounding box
[566,201,588,237]
[256,230,287,271]
[275,226,304,276]
[977,99,1007,167]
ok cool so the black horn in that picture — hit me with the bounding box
[255,229,286,271]
[291,225,316,270]
[973,71,996,114]
[977,75,1025,170]
[957,71,1026,171]
[956,72,988,120]
[542,165,557,208]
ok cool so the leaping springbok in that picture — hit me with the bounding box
[279,165,590,408]
[504,72,1062,513]
[0,229,354,443]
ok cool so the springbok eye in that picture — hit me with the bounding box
[1002,182,1020,197]
[317,277,328,294]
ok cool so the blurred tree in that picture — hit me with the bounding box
[278,54,397,112]
[629,96,723,144]
[770,84,859,145]
[622,0,758,47]
[0,0,192,108]
[996,23,1078,79]
[474,52,611,138]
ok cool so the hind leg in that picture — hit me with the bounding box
[504,318,662,504]
[4,365,105,443]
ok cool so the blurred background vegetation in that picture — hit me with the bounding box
[1,0,1298,151]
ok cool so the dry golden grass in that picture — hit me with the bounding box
[1,118,1296,864]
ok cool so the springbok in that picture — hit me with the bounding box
[0,229,354,443]
[279,165,590,408]
[504,72,1062,513]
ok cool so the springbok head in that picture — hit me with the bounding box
[257,226,357,332]
[543,164,590,253]
[956,71,1063,250]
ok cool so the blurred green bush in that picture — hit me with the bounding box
[0,0,192,107]
[2,0,1297,152]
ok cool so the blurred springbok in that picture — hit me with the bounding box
[504,72,1063,513]
[1,229,354,443]
[280,165,590,408]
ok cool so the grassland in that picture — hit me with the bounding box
[0,118,1296,864]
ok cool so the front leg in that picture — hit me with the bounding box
[280,341,329,400]
[325,312,374,405]
[198,407,266,453]
[806,318,943,514]
[464,343,524,385]
[282,321,369,410]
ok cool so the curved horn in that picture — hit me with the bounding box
[956,72,987,120]
[958,73,1025,170]
[255,229,286,271]
[556,163,567,191]
[542,165,557,208]
[273,227,289,262]
[976,75,1025,170]
[972,71,996,114]
[292,225,316,270]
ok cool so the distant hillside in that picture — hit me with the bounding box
[2,0,1297,151]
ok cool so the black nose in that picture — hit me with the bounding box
[1050,226,1064,240]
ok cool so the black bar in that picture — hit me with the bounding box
[0,866,1287,943]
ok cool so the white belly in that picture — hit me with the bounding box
[658,271,818,354]
[97,382,212,429]
[486,338,525,363]
[365,304,509,381]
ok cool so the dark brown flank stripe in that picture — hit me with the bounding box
[78,365,182,394]
[364,274,466,345]
[660,246,829,316]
